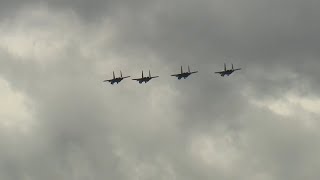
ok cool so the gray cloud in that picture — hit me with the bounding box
[0,0,320,179]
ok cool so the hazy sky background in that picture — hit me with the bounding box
[0,0,320,179]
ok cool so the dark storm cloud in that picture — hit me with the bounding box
[50,0,320,95]
[1,0,320,179]
[100,0,320,92]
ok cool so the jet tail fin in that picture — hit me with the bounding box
[188,65,191,73]
[120,70,123,77]
[113,71,115,79]
[142,70,144,78]
[224,63,226,71]
[181,66,183,74]
[232,64,234,70]
[149,70,151,77]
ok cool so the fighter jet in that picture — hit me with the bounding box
[215,63,241,77]
[171,66,198,80]
[103,71,130,85]
[132,70,159,84]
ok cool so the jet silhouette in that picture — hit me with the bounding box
[171,66,198,80]
[215,63,241,77]
[132,70,159,84]
[103,71,130,85]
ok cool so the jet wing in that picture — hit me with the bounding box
[190,71,198,74]
[132,78,145,81]
[171,74,182,77]
[214,71,225,74]
[132,78,141,80]
[103,79,113,82]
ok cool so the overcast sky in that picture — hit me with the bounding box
[0,0,320,179]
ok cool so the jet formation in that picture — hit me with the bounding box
[103,63,241,85]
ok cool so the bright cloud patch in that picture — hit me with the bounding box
[0,6,74,63]
[0,5,116,65]
[249,92,320,116]
[0,78,34,133]
[287,94,320,114]
[190,133,240,171]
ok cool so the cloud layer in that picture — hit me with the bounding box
[0,0,320,179]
